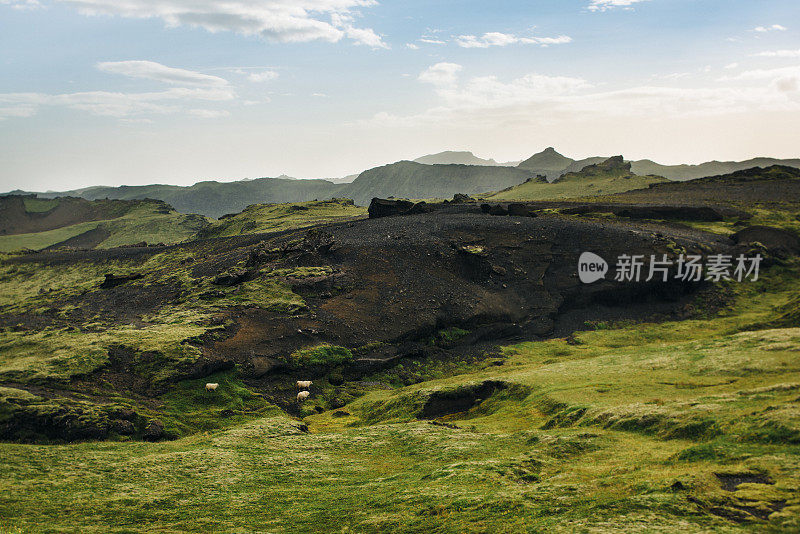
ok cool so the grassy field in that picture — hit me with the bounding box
[198,198,366,239]
[1,256,799,531]
[1,192,799,531]
[486,170,666,201]
[0,202,210,252]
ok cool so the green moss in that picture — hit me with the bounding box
[201,198,366,238]
[287,344,354,369]
[22,197,59,213]
[159,370,281,436]
[428,327,470,346]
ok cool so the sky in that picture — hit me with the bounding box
[1,0,799,191]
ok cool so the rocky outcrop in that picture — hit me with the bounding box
[368,198,437,218]
[368,198,416,218]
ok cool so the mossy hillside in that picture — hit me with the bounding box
[2,208,800,529]
[285,344,354,369]
[159,370,282,436]
[0,245,317,379]
[21,197,60,213]
[1,265,800,529]
[0,201,210,252]
[199,198,366,238]
[485,170,666,201]
[0,221,104,253]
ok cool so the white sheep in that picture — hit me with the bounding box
[297,390,310,402]
[296,380,313,390]
[205,383,219,391]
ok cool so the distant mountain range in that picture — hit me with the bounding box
[5,147,799,217]
[7,162,535,217]
[513,147,800,182]
[413,151,521,167]
[488,156,668,201]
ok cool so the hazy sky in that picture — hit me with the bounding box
[1,0,799,191]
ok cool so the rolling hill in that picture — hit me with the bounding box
[488,156,668,201]
[514,148,800,182]
[7,150,800,217]
[25,177,344,219]
[197,198,366,239]
[413,150,520,167]
[0,196,210,252]
[338,160,535,204]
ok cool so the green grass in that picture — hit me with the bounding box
[22,197,60,213]
[2,205,800,530]
[0,202,210,252]
[486,171,666,201]
[1,258,799,530]
[200,198,366,238]
[286,344,354,369]
[159,370,282,436]
[0,221,102,252]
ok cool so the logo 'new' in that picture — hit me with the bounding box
[578,252,608,284]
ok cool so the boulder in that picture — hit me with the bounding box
[507,203,538,218]
[450,193,476,204]
[408,201,435,214]
[488,205,509,216]
[368,198,415,218]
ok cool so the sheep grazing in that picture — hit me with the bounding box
[205,383,219,391]
[297,390,310,402]
[296,380,312,390]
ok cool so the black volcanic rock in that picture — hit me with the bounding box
[368,198,415,218]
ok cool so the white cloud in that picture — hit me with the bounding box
[405,43,419,50]
[97,60,229,86]
[456,32,571,49]
[188,108,230,118]
[433,72,591,109]
[418,63,462,87]
[0,0,41,9]
[234,69,279,82]
[0,104,38,120]
[753,24,788,33]
[752,49,800,58]
[55,0,385,47]
[418,38,446,44]
[362,63,800,130]
[722,65,800,81]
[721,65,800,93]
[724,63,739,70]
[0,87,235,119]
[587,0,649,12]
[658,72,690,80]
